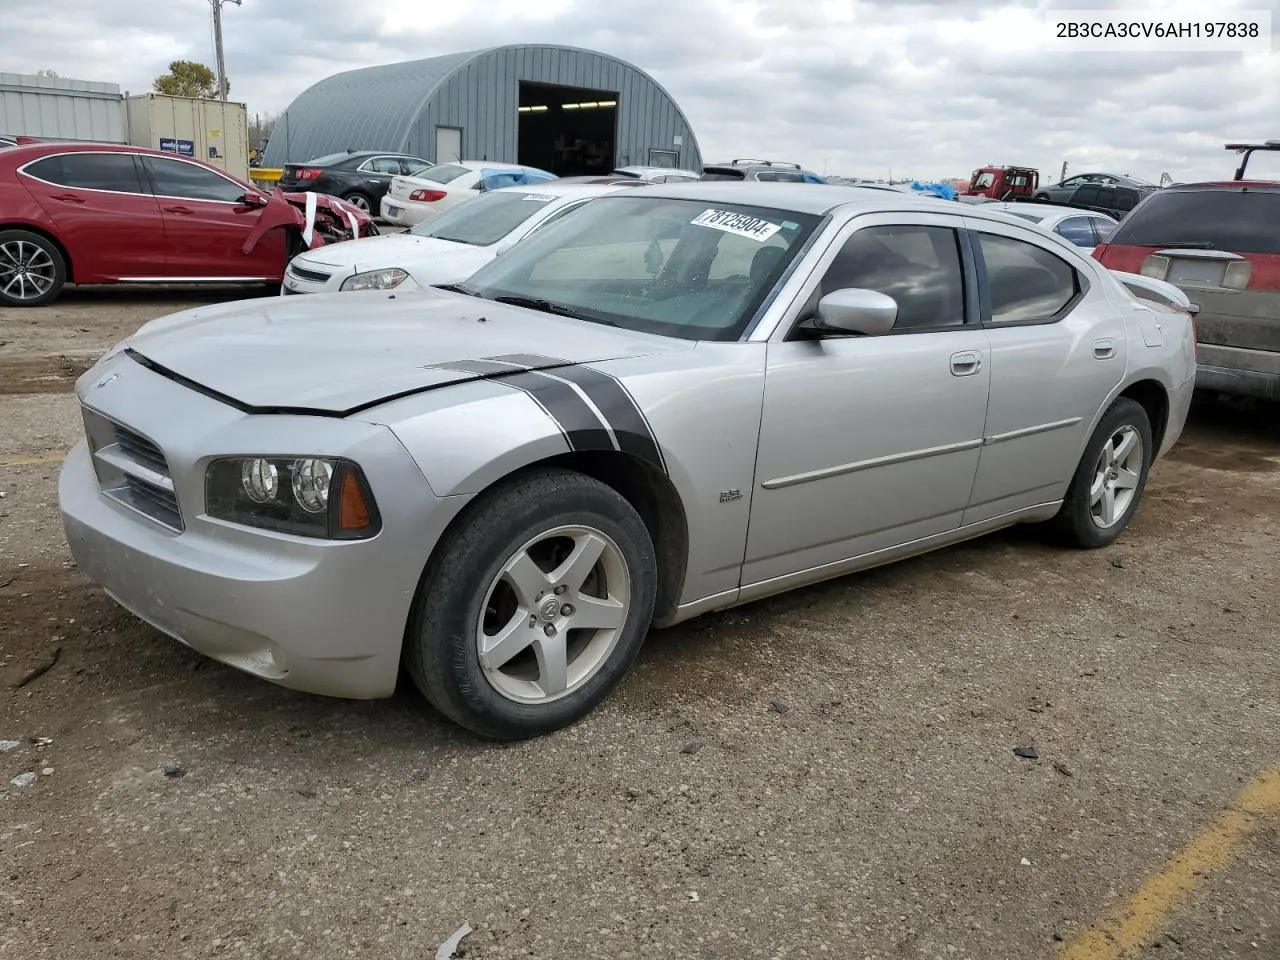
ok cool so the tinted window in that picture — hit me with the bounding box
[400,158,431,175]
[411,190,559,245]
[1074,186,1100,205]
[25,153,144,194]
[308,152,355,167]
[818,224,966,329]
[756,171,805,182]
[146,158,245,202]
[1107,188,1280,255]
[700,168,746,181]
[1056,216,1098,246]
[977,233,1077,324]
[1091,218,1117,244]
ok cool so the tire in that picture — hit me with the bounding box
[0,230,67,307]
[405,468,658,739]
[1033,193,1051,202]
[1050,397,1153,548]
[341,191,372,213]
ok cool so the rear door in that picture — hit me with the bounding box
[18,151,165,280]
[962,219,1126,523]
[141,155,285,279]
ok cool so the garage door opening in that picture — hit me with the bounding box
[518,81,617,177]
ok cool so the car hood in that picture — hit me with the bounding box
[295,232,471,269]
[122,289,688,414]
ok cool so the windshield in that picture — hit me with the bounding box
[410,190,561,245]
[413,164,473,184]
[458,196,822,341]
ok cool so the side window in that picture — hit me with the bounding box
[526,201,584,236]
[974,173,995,190]
[817,224,967,329]
[363,157,402,174]
[1095,187,1117,209]
[25,153,146,194]
[1055,216,1098,247]
[977,232,1078,325]
[145,158,246,202]
[398,158,427,175]
[1091,218,1117,244]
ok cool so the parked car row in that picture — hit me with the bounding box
[60,179,1198,739]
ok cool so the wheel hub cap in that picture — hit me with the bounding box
[1089,425,1143,529]
[538,596,560,622]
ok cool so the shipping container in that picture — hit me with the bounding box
[0,72,126,143]
[124,93,250,181]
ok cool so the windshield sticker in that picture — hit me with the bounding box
[690,209,782,242]
[521,194,557,202]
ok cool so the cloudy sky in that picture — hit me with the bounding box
[1,0,1276,183]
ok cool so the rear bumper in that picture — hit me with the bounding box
[379,196,437,227]
[1195,343,1280,401]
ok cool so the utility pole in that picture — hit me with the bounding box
[211,0,241,100]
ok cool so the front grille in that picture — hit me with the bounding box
[82,406,184,532]
[287,264,331,283]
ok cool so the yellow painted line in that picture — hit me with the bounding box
[0,454,65,467]
[1059,769,1280,959]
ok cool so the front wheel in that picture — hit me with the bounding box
[405,468,657,739]
[1050,397,1153,548]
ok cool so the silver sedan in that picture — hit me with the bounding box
[59,183,1197,738]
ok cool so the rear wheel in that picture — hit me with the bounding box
[1050,398,1153,548]
[341,191,372,213]
[0,230,66,307]
[405,468,657,739]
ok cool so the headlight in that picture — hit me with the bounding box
[340,268,408,292]
[205,456,380,540]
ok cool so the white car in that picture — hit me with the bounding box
[379,161,556,227]
[986,202,1118,253]
[284,181,637,295]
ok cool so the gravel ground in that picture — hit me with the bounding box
[1,291,1277,960]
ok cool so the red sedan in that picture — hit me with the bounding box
[0,142,374,307]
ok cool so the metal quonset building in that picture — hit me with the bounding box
[261,44,702,177]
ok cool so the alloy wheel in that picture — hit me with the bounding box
[1090,424,1143,528]
[0,240,56,302]
[476,524,631,704]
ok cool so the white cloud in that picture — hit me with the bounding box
[0,0,1276,181]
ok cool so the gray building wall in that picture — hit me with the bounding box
[262,45,701,172]
[0,73,126,143]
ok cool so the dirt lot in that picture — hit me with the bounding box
[1,291,1278,960]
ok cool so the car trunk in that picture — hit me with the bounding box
[280,163,323,188]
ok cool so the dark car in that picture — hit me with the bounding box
[1034,172,1156,204]
[1053,182,1153,220]
[277,150,433,213]
[1093,181,1280,400]
[700,159,825,183]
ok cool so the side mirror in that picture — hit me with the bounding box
[239,191,268,208]
[813,288,898,335]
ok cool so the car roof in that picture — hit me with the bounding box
[491,181,635,198]
[997,202,1115,218]
[1152,180,1280,192]
[446,160,546,172]
[0,141,236,166]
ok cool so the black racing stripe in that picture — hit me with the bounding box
[426,359,526,376]
[542,366,666,473]
[486,353,570,368]
[499,371,615,453]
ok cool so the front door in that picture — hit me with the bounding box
[961,220,1126,524]
[743,214,992,586]
[141,155,285,280]
[18,151,166,280]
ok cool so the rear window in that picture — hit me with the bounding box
[414,164,473,184]
[701,168,746,181]
[1108,189,1280,255]
[306,152,355,167]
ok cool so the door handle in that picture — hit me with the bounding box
[1093,338,1116,360]
[163,205,195,215]
[950,351,982,377]
[50,193,85,203]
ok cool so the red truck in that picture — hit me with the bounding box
[960,165,1040,200]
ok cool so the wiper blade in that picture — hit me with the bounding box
[433,282,478,296]
[492,295,590,320]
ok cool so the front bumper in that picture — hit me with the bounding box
[281,259,347,295]
[58,355,469,699]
